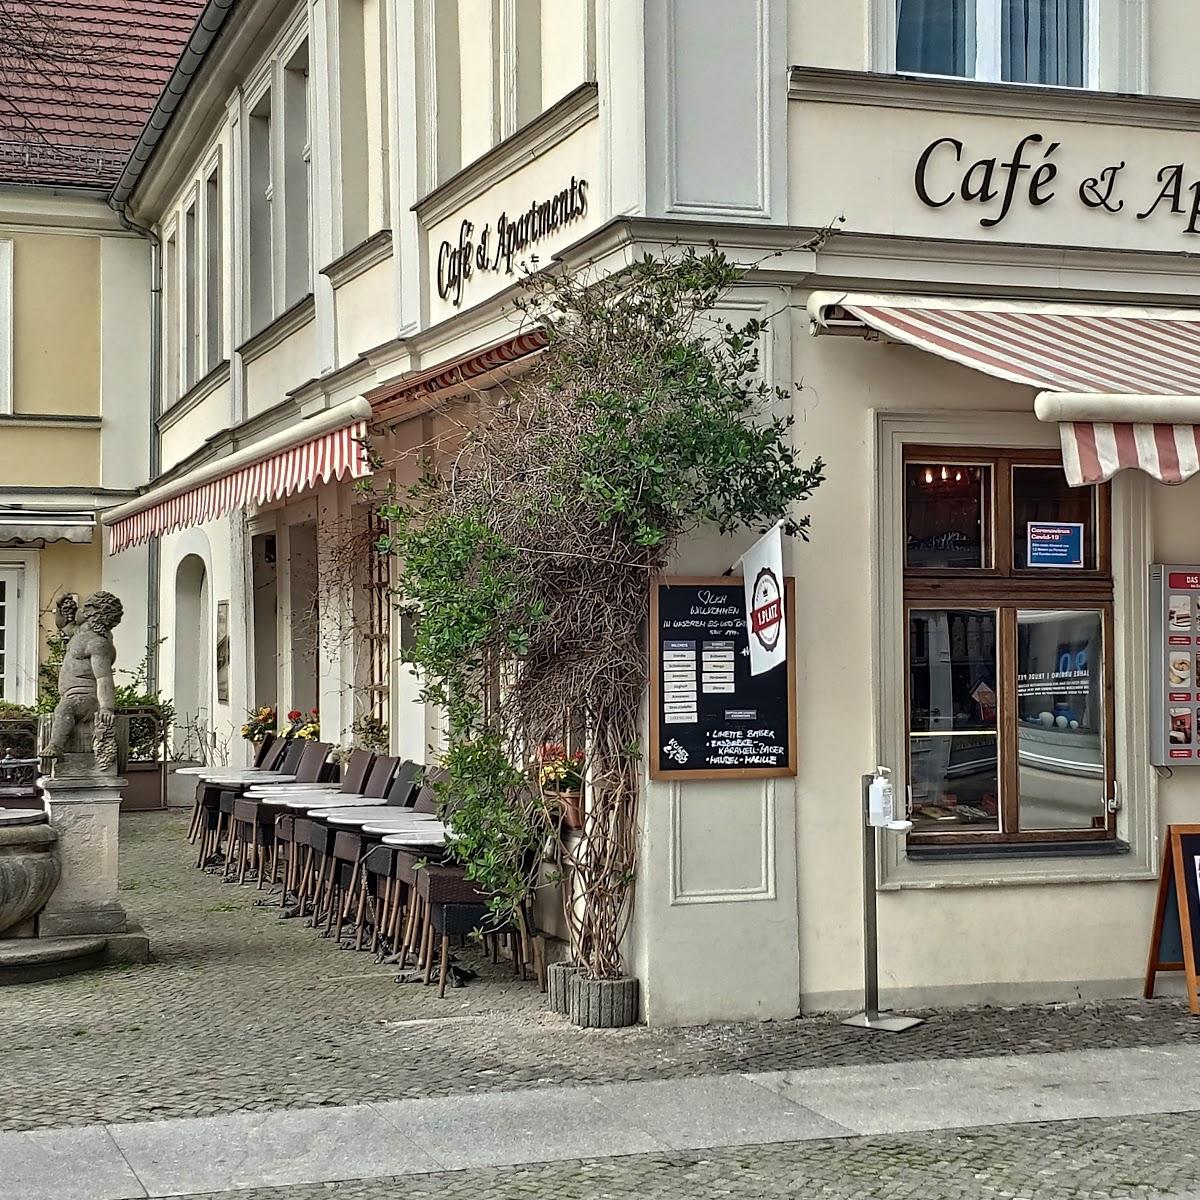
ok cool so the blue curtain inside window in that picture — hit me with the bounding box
[896,0,970,77]
[1002,0,1086,85]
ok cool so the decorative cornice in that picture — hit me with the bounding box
[235,294,315,366]
[320,229,393,289]
[157,358,231,433]
[414,83,599,227]
[788,66,1200,132]
[0,413,101,428]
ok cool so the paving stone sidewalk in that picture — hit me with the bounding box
[142,1112,1200,1200]
[3,812,1199,1135]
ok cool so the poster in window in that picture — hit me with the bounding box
[216,600,230,703]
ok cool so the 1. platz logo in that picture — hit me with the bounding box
[750,567,783,652]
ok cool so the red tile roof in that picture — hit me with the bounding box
[0,0,206,191]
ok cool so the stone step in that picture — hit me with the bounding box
[0,935,109,985]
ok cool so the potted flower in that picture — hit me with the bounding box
[537,743,584,830]
[241,706,277,745]
[284,707,320,741]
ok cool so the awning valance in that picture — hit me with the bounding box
[808,292,1200,486]
[0,510,93,544]
[102,398,371,554]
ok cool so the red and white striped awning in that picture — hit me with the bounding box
[102,399,371,554]
[808,293,1200,486]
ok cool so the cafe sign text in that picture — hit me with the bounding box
[436,176,589,308]
[914,132,1200,234]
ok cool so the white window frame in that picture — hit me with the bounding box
[874,0,1147,93]
[0,239,11,415]
[0,551,39,707]
[873,410,1157,890]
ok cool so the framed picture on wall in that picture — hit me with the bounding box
[216,600,230,703]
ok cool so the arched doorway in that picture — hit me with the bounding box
[173,554,211,753]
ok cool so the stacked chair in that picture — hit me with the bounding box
[182,744,546,997]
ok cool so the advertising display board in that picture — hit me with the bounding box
[1144,823,1200,1016]
[649,577,796,780]
[1150,565,1200,765]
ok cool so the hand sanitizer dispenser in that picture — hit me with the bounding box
[867,767,913,833]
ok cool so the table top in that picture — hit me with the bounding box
[381,829,448,847]
[178,768,298,784]
[273,793,383,811]
[312,806,439,823]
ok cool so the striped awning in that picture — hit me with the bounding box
[808,293,1200,486]
[102,399,371,554]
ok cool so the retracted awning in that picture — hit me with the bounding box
[808,292,1200,486]
[101,398,371,554]
[0,510,94,544]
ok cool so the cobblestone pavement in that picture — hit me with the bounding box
[170,1112,1200,1200]
[4,812,1200,1134]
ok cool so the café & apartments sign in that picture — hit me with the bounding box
[915,132,1200,233]
[436,175,589,308]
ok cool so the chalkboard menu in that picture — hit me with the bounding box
[649,577,796,780]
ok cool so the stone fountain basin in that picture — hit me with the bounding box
[0,811,60,936]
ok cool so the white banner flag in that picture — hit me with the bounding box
[741,522,786,676]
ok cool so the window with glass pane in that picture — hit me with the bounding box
[1012,464,1097,571]
[905,462,991,568]
[1017,609,1107,830]
[908,609,1000,831]
[896,0,973,77]
[896,0,1088,87]
[903,448,1113,845]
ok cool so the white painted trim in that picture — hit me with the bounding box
[873,409,1157,889]
[0,239,11,416]
[662,0,771,220]
[0,549,39,706]
[668,779,778,905]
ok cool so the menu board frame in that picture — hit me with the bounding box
[1149,565,1200,766]
[649,575,797,781]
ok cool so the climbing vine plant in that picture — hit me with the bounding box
[377,248,825,981]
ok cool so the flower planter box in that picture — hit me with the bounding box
[547,961,583,1014]
[120,761,165,812]
[568,973,640,1028]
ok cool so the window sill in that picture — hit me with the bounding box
[907,838,1130,864]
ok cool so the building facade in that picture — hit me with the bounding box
[0,1,203,705]
[101,0,1200,1025]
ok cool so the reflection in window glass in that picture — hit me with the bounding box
[906,463,991,568]
[1012,465,1096,571]
[908,609,999,831]
[896,0,972,77]
[1017,609,1106,830]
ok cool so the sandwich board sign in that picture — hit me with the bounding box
[1144,823,1200,1015]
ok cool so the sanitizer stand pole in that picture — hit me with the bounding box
[842,774,925,1033]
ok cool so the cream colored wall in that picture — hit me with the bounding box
[10,232,100,417]
[159,382,233,475]
[244,323,318,418]
[3,427,98,487]
[540,0,591,108]
[37,540,100,642]
[788,0,868,69]
[1144,0,1200,98]
[333,260,395,366]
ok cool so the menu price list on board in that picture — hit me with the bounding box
[1159,571,1200,762]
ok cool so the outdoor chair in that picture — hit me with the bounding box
[285,756,400,921]
[225,741,332,884]
[187,733,286,844]
[194,738,308,869]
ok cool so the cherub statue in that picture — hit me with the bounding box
[44,590,124,770]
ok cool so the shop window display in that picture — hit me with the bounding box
[903,449,1114,845]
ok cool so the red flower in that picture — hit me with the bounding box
[287,710,302,721]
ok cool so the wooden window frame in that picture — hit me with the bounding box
[903,445,1116,847]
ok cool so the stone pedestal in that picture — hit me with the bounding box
[38,773,128,937]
